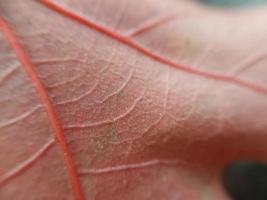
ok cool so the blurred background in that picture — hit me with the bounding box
[198,0,267,7]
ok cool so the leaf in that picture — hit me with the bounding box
[0,0,267,199]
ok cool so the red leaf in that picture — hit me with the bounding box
[1,0,267,199]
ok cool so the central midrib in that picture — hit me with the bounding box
[0,17,85,200]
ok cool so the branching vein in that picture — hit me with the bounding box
[39,0,267,96]
[0,64,19,85]
[0,105,42,129]
[79,159,184,175]
[0,138,55,186]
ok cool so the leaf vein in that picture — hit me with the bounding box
[0,17,85,200]
[39,0,267,96]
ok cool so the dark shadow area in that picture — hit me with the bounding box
[222,161,267,200]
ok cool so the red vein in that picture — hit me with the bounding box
[126,13,179,37]
[0,18,85,200]
[0,139,55,186]
[39,0,267,96]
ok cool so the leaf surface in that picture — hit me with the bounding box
[0,0,267,199]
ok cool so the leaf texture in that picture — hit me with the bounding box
[0,0,267,199]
